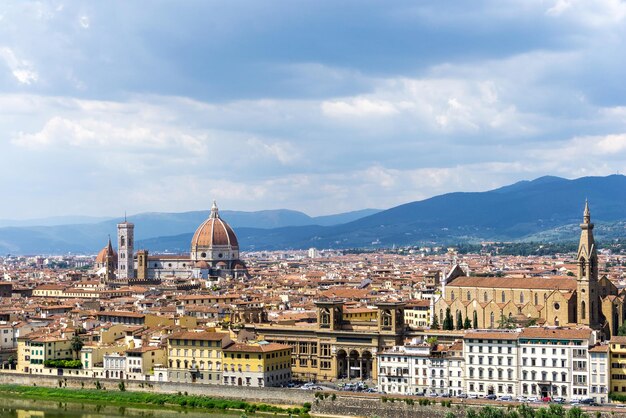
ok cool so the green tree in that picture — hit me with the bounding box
[431,314,440,330]
[516,404,534,418]
[565,406,587,418]
[70,335,84,359]
[443,308,454,330]
[426,336,438,346]
[498,314,515,330]
[463,316,472,329]
[456,311,463,330]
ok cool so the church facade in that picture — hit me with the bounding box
[94,201,248,286]
[435,202,626,338]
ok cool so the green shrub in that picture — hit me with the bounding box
[44,359,83,369]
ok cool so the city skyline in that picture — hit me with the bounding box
[2,1,626,218]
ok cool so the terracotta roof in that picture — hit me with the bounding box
[610,336,626,344]
[223,342,290,353]
[167,331,229,341]
[589,344,609,353]
[191,204,239,249]
[519,327,592,340]
[98,311,145,318]
[463,331,520,340]
[448,276,577,291]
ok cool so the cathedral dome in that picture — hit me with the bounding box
[190,201,239,261]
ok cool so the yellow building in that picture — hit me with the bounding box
[405,300,431,329]
[32,284,65,297]
[17,335,73,374]
[126,346,167,380]
[166,330,231,384]
[222,342,291,387]
[610,336,626,393]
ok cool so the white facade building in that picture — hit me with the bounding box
[518,328,596,400]
[589,344,609,403]
[464,330,519,398]
[377,342,465,396]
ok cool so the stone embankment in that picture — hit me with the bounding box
[311,393,626,418]
[3,372,626,418]
[0,371,313,406]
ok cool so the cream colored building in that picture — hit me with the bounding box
[222,342,291,387]
[166,330,231,384]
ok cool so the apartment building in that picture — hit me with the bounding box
[17,334,73,374]
[378,345,430,395]
[166,331,231,384]
[463,330,519,398]
[589,343,609,404]
[222,342,291,387]
[377,341,465,396]
[518,328,595,400]
[404,300,431,329]
[610,336,626,396]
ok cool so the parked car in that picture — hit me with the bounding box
[457,394,468,399]
[468,394,479,399]
[553,397,565,404]
[498,395,513,401]
[516,396,527,402]
[486,394,497,400]
[527,396,539,403]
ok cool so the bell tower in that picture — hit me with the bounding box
[117,218,135,282]
[577,200,600,328]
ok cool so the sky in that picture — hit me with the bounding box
[2,0,626,219]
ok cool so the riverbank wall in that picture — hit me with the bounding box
[3,372,626,418]
[311,395,626,418]
[0,372,313,406]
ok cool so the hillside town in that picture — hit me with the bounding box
[1,203,626,406]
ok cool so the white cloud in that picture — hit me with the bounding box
[246,138,301,165]
[321,98,399,118]
[79,15,90,29]
[0,47,38,85]
[545,0,626,25]
[11,116,208,153]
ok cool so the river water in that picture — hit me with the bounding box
[0,397,244,418]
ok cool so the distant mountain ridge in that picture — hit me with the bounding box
[2,175,626,254]
[139,174,626,252]
[0,207,381,255]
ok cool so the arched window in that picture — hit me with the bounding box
[534,293,538,306]
[440,309,443,323]
[467,291,471,301]
[490,312,495,328]
[484,292,488,302]
[520,293,524,304]
[501,291,505,303]
[451,291,455,300]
